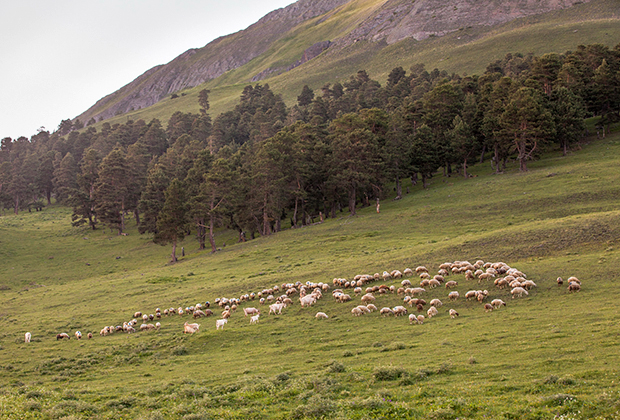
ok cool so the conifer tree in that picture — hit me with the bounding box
[93,146,131,234]
[154,178,188,263]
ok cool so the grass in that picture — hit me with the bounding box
[86,0,620,133]
[1,131,620,418]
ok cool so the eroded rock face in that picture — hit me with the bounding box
[336,0,591,45]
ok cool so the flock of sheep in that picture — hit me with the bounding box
[25,259,581,343]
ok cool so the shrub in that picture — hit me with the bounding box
[373,366,409,381]
[327,360,346,373]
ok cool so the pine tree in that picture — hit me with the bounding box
[93,146,131,234]
[154,178,189,263]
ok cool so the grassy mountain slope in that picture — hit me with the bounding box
[85,0,619,132]
[1,131,619,418]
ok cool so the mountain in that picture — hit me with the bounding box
[77,0,616,125]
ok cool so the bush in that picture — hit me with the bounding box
[373,366,409,381]
[291,394,337,419]
[327,360,346,373]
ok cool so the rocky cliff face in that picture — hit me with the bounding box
[78,0,350,123]
[335,0,590,46]
[77,0,591,124]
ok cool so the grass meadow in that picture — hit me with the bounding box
[1,131,620,419]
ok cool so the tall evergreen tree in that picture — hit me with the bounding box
[93,146,131,234]
[155,178,189,263]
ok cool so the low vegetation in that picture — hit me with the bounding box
[0,128,619,418]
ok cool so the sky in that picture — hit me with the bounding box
[0,0,297,140]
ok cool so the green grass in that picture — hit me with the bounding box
[1,132,620,418]
[88,0,620,133]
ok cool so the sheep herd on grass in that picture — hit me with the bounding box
[24,259,581,344]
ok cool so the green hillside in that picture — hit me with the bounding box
[1,129,619,418]
[91,0,620,132]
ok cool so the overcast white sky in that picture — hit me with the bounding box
[0,0,297,140]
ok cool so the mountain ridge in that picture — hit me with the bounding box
[76,0,597,125]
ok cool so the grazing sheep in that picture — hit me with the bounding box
[366,303,378,312]
[393,306,407,317]
[428,279,441,288]
[75,331,82,340]
[430,298,443,308]
[25,332,31,343]
[403,268,414,276]
[465,290,478,300]
[567,276,581,285]
[522,280,537,290]
[351,307,363,316]
[133,312,142,318]
[380,307,394,316]
[427,306,439,318]
[416,315,425,324]
[409,313,422,324]
[184,322,200,334]
[391,270,403,278]
[193,310,207,319]
[56,333,70,340]
[511,287,529,298]
[484,303,494,312]
[401,279,412,287]
[445,281,458,289]
[419,272,431,280]
[269,303,285,315]
[410,287,426,296]
[216,319,228,330]
[243,307,260,317]
[568,282,581,292]
[155,322,161,330]
[250,314,260,324]
[140,323,149,331]
[449,309,459,319]
[315,312,328,319]
[361,293,375,304]
[557,277,564,285]
[491,299,506,308]
[448,291,460,301]
[357,305,371,314]
[221,310,231,319]
[87,332,93,339]
[415,266,428,274]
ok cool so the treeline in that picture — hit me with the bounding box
[0,43,618,260]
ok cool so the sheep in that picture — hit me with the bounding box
[87,332,93,339]
[410,287,426,296]
[449,309,459,319]
[357,305,371,314]
[465,290,478,300]
[445,281,458,289]
[393,306,407,317]
[351,307,363,316]
[427,306,439,318]
[133,312,142,318]
[269,303,285,315]
[433,275,445,283]
[56,333,70,340]
[409,313,422,324]
[391,269,403,278]
[567,276,581,285]
[140,323,149,331]
[382,271,391,281]
[380,307,394,316]
[193,310,207,319]
[419,272,431,280]
[75,331,82,340]
[568,282,581,292]
[243,307,260,317]
[155,322,161,330]
[416,315,425,324]
[522,280,537,290]
[366,303,378,312]
[300,295,316,307]
[216,319,227,330]
[491,299,506,309]
[511,287,529,298]
[361,293,375,304]
[448,291,460,301]
[250,314,260,324]
[25,332,31,343]
[315,312,329,319]
[403,268,414,276]
[415,266,428,274]
[557,277,564,285]
[184,322,200,334]
[430,298,443,308]
[484,303,494,312]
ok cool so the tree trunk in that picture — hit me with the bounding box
[348,186,356,215]
[171,241,177,263]
[292,197,299,228]
[262,194,271,236]
[13,195,19,215]
[493,143,501,174]
[479,144,486,164]
[395,176,402,199]
[463,158,468,179]
[421,173,428,189]
[133,209,140,226]
[411,173,418,186]
[209,214,216,253]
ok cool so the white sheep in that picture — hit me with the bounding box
[491,299,506,308]
[351,307,363,316]
[243,307,260,317]
[361,293,375,303]
[315,312,328,319]
[393,306,407,317]
[25,332,31,343]
[449,309,459,319]
[427,306,438,318]
[430,298,443,308]
[215,319,227,330]
[484,303,494,312]
[75,331,82,340]
[409,313,422,324]
[380,307,394,316]
[403,268,413,276]
[184,322,200,334]
[366,303,378,312]
[448,291,460,301]
[250,314,260,324]
[511,287,529,298]
[415,266,428,274]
